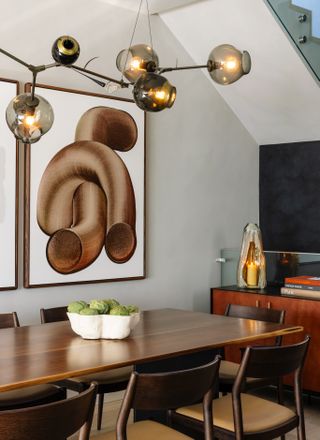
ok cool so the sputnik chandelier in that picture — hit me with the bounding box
[1,1,251,144]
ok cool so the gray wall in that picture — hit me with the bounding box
[0,1,258,324]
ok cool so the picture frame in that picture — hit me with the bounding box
[0,77,18,290]
[24,83,145,288]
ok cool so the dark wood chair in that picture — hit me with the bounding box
[170,336,310,440]
[40,305,132,430]
[0,382,97,440]
[102,355,221,440]
[219,304,285,398]
[0,312,66,411]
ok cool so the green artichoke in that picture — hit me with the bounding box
[67,301,88,314]
[127,305,139,314]
[79,307,99,315]
[89,299,108,314]
[109,305,130,316]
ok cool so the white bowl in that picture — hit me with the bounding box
[67,312,140,339]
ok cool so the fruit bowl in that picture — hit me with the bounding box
[67,312,140,340]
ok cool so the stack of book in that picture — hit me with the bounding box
[281,276,320,299]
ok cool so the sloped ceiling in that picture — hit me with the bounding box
[159,0,320,145]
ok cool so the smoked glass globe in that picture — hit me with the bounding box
[207,44,251,85]
[116,44,159,83]
[6,93,54,143]
[133,73,176,112]
[52,35,80,65]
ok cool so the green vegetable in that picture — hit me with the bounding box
[67,301,88,314]
[103,299,120,311]
[89,299,109,314]
[127,305,139,314]
[109,305,130,316]
[79,307,99,315]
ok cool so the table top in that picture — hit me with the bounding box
[0,308,303,392]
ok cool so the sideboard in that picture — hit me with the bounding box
[211,286,320,393]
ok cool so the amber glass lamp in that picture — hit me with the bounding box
[237,223,266,289]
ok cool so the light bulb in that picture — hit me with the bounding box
[6,93,54,143]
[133,73,176,112]
[116,44,159,83]
[207,44,251,85]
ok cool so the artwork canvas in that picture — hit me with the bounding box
[24,84,145,287]
[0,78,18,290]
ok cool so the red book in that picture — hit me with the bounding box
[284,275,320,286]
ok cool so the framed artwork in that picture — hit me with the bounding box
[24,83,145,287]
[0,78,18,290]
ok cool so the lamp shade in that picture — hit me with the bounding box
[133,72,176,112]
[52,35,80,65]
[6,93,54,144]
[116,44,159,83]
[207,44,251,85]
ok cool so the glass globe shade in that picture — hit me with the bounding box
[116,44,159,83]
[6,93,54,143]
[52,35,80,65]
[133,73,176,112]
[207,44,251,85]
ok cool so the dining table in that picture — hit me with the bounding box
[0,308,303,393]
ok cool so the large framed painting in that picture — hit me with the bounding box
[24,84,145,287]
[0,78,18,290]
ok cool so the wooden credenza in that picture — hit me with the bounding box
[211,286,320,393]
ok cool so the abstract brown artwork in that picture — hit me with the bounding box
[24,85,145,287]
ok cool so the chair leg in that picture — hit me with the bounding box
[277,378,284,405]
[97,393,104,430]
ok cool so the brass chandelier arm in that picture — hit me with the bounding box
[158,63,209,74]
[70,65,130,88]
[69,67,106,88]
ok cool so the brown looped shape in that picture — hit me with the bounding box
[37,107,137,274]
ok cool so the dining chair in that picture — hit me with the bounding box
[170,336,310,440]
[40,305,132,430]
[219,303,285,400]
[102,355,221,440]
[0,312,66,411]
[0,382,97,440]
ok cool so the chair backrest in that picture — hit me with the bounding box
[225,303,285,324]
[225,303,285,346]
[116,356,221,440]
[40,306,68,324]
[236,336,310,381]
[0,312,19,329]
[232,336,310,438]
[0,382,97,440]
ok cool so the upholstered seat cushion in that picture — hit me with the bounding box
[0,384,64,409]
[219,360,262,384]
[103,420,192,440]
[176,393,296,433]
[68,366,132,384]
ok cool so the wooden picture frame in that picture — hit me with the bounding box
[0,78,18,290]
[24,83,145,288]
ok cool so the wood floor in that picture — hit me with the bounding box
[88,389,320,439]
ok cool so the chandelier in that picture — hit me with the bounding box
[1,2,251,144]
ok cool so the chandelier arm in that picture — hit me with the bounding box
[69,67,106,87]
[158,63,210,74]
[71,65,130,88]
[0,47,31,69]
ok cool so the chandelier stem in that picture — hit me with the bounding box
[71,65,129,88]
[0,47,31,69]
[158,63,209,74]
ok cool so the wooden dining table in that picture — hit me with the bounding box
[0,308,303,392]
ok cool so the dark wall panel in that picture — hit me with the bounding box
[259,140,320,253]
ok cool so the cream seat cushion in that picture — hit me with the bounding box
[177,393,296,433]
[219,360,261,384]
[68,366,132,384]
[102,420,192,440]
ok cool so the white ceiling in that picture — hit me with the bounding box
[100,0,202,14]
[160,0,320,145]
